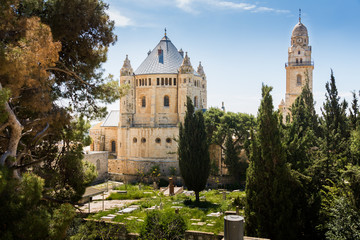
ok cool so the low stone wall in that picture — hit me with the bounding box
[185,230,224,240]
[83,151,108,181]
[109,158,179,176]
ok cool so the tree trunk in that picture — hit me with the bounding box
[195,191,200,202]
[0,83,23,178]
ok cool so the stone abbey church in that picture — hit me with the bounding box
[89,16,313,178]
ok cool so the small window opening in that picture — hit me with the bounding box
[157,78,160,85]
[161,78,164,85]
[297,75,302,86]
[149,78,151,86]
[141,138,146,143]
[155,138,161,143]
[141,96,146,107]
[133,137,137,143]
[165,78,168,85]
[298,51,300,55]
[111,141,116,152]
[166,138,172,143]
[164,95,169,107]
[169,78,172,85]
[300,58,302,63]
[174,78,177,85]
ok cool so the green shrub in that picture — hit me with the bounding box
[140,210,186,240]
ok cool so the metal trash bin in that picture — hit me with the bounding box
[224,215,244,240]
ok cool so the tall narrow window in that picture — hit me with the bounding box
[136,79,138,86]
[194,96,198,108]
[145,79,147,86]
[157,78,160,85]
[297,75,302,86]
[300,58,303,63]
[298,51,300,55]
[149,78,151,86]
[164,95,169,107]
[161,78,164,85]
[111,141,116,152]
[141,96,146,107]
[174,78,177,85]
[296,59,299,64]
[169,78,172,85]
[165,78,168,85]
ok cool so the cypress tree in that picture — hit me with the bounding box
[320,70,349,181]
[286,79,319,173]
[245,85,298,240]
[178,97,210,202]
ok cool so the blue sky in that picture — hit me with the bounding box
[102,0,360,116]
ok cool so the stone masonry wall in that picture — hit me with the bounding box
[83,151,108,181]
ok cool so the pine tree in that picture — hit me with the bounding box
[178,97,210,202]
[224,131,240,181]
[245,85,299,240]
[349,91,360,130]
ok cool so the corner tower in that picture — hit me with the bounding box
[281,11,314,116]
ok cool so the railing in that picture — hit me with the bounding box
[285,61,314,67]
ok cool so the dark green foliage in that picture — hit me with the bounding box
[324,196,360,240]
[140,210,186,240]
[204,107,255,179]
[349,91,360,130]
[71,220,128,240]
[224,131,248,183]
[245,85,300,240]
[319,71,350,181]
[178,97,210,202]
[286,79,319,173]
[0,168,76,239]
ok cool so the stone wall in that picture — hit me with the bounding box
[84,151,108,181]
[108,158,179,180]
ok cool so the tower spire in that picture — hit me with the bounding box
[164,27,167,36]
[299,8,301,23]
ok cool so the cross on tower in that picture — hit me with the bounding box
[299,9,301,23]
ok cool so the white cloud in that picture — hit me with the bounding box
[106,9,133,27]
[173,0,289,15]
[215,1,256,10]
[175,0,198,13]
[252,6,290,14]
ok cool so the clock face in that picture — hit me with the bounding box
[297,38,303,43]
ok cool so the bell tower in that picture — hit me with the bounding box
[281,10,314,116]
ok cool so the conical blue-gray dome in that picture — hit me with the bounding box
[135,35,184,75]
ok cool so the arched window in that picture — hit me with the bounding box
[133,137,137,143]
[297,75,302,86]
[300,58,303,63]
[174,78,176,85]
[111,140,116,152]
[161,78,164,85]
[169,78,172,85]
[166,138,172,143]
[165,78,168,85]
[141,138,146,143]
[298,51,300,55]
[296,59,299,64]
[164,95,169,107]
[141,96,146,107]
[155,138,161,143]
[194,96,198,108]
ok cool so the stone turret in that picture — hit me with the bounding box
[197,61,205,76]
[119,55,135,127]
[179,52,194,74]
[120,55,133,76]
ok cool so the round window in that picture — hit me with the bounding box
[155,138,161,143]
[141,138,146,143]
[166,138,172,143]
[133,137,137,143]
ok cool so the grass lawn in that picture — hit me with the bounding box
[89,184,245,234]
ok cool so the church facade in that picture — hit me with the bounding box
[90,33,207,178]
[279,15,314,117]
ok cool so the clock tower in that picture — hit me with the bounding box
[280,10,314,118]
